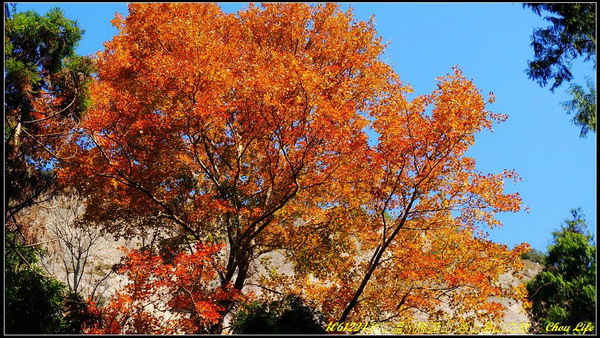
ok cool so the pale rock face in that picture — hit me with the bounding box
[493,260,543,334]
[25,194,543,334]
[26,194,168,305]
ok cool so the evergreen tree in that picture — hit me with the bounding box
[527,208,596,334]
[4,5,93,225]
[524,3,596,137]
[4,5,94,334]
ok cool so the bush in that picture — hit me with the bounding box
[520,247,546,264]
[231,294,326,334]
[5,234,67,333]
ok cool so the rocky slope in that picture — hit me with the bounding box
[23,195,542,333]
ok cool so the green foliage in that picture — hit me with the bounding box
[520,247,546,265]
[5,234,67,333]
[4,7,83,73]
[4,7,85,107]
[63,55,95,111]
[524,3,597,137]
[562,78,596,137]
[231,295,326,334]
[231,301,278,334]
[62,292,102,334]
[526,208,596,334]
[4,5,93,220]
[5,234,100,334]
[524,3,596,91]
[4,9,96,331]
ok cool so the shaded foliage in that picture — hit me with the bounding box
[5,233,66,333]
[525,3,596,91]
[524,3,596,136]
[62,292,103,334]
[231,295,326,334]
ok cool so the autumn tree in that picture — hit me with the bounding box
[258,70,530,324]
[60,3,528,333]
[83,243,240,334]
[60,1,395,314]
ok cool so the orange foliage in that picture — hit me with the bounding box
[84,243,240,334]
[60,3,529,332]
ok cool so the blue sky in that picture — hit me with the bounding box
[13,3,596,252]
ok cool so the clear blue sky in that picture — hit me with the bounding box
[13,3,596,252]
